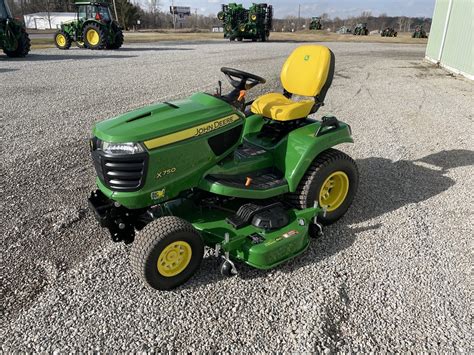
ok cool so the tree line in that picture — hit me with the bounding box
[6,0,431,33]
[274,11,431,33]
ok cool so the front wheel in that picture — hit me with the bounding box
[130,216,204,290]
[289,149,359,225]
[54,30,72,50]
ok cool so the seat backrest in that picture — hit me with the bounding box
[280,45,335,102]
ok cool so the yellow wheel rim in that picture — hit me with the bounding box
[56,34,66,47]
[86,29,100,46]
[240,24,246,32]
[157,241,192,277]
[318,171,349,212]
[251,14,257,21]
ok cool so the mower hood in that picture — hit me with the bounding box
[93,93,236,143]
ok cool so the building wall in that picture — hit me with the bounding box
[24,13,76,30]
[425,0,474,79]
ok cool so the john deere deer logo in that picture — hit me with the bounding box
[304,55,310,61]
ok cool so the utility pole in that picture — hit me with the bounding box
[112,0,119,23]
[172,0,176,30]
[298,4,301,31]
[194,8,198,29]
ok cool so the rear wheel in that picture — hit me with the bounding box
[83,23,106,49]
[4,29,30,57]
[130,216,204,290]
[289,149,359,225]
[54,30,71,50]
[107,28,123,49]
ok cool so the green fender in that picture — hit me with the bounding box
[273,120,354,192]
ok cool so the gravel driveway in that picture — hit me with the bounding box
[1,41,472,352]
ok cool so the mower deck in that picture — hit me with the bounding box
[164,198,321,269]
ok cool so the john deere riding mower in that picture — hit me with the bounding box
[309,17,322,30]
[381,27,397,37]
[88,45,359,290]
[54,1,123,50]
[353,23,369,36]
[0,0,30,57]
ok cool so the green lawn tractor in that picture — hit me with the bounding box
[54,1,123,50]
[0,0,30,57]
[88,45,359,290]
[381,27,397,37]
[309,17,322,30]
[412,25,427,38]
[353,23,369,36]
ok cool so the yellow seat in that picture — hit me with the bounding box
[251,45,334,121]
[250,93,315,121]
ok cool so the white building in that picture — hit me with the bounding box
[24,12,76,30]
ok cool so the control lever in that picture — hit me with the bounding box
[215,80,222,96]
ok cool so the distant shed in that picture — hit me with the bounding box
[24,12,76,30]
[425,0,473,79]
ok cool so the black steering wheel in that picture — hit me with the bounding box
[221,67,266,90]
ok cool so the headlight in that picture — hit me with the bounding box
[99,141,145,155]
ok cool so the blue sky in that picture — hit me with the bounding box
[160,0,436,18]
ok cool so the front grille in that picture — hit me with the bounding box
[92,150,148,192]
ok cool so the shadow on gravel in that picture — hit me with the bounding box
[0,68,19,73]
[185,149,474,288]
[117,47,195,52]
[0,54,137,61]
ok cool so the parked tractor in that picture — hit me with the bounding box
[218,3,273,42]
[0,0,30,57]
[336,26,351,34]
[54,1,123,50]
[412,25,427,38]
[353,23,369,36]
[381,27,397,37]
[218,3,246,41]
[309,17,322,30]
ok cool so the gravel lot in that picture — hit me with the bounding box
[1,41,473,352]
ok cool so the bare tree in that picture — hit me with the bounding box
[397,16,405,32]
[148,0,161,27]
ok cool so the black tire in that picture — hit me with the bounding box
[4,29,30,57]
[107,28,123,49]
[54,30,72,50]
[237,37,243,41]
[130,216,204,290]
[288,149,359,225]
[83,23,107,49]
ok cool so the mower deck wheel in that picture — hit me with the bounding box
[130,216,204,290]
[220,260,237,277]
[289,148,359,225]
